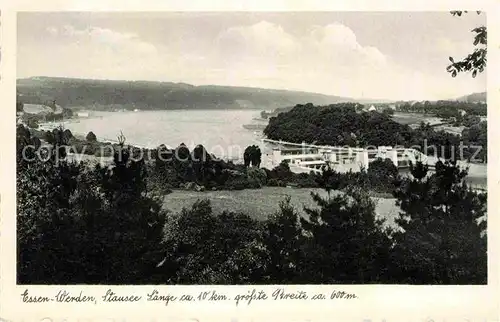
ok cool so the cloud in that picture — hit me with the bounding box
[305,23,388,77]
[214,21,387,68]
[212,21,395,98]
[311,23,359,49]
[47,25,157,55]
[217,21,298,55]
[27,20,484,101]
[209,21,485,100]
[214,20,300,71]
[30,25,165,81]
[435,37,475,59]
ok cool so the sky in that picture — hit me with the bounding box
[17,12,486,101]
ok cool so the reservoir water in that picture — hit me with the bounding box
[61,109,266,161]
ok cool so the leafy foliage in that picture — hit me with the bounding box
[265,103,412,147]
[85,131,97,142]
[246,167,268,188]
[243,145,262,167]
[300,186,393,283]
[382,108,395,116]
[368,158,399,191]
[157,200,267,284]
[396,100,486,116]
[17,126,167,284]
[447,11,486,77]
[262,197,305,283]
[391,160,487,284]
[461,121,487,162]
[265,103,486,163]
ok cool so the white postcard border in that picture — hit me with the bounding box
[1,1,499,321]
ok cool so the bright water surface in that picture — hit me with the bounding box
[61,110,267,161]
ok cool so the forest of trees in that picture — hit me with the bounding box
[17,124,487,284]
[396,100,486,116]
[17,77,349,110]
[264,103,487,163]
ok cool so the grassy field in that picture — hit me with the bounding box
[162,187,401,228]
[391,112,442,126]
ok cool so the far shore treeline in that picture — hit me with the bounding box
[17,76,353,110]
[16,99,487,285]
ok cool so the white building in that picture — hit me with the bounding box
[77,111,89,118]
[264,139,423,174]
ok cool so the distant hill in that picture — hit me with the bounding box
[17,76,359,110]
[455,92,486,103]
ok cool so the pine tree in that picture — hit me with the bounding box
[86,132,166,283]
[392,160,487,284]
[263,197,304,283]
[159,199,267,284]
[300,169,392,283]
[17,129,167,284]
[17,125,83,283]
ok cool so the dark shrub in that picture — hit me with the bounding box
[86,131,97,142]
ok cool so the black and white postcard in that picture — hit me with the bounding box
[0,1,498,321]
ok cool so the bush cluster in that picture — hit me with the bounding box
[17,125,487,284]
